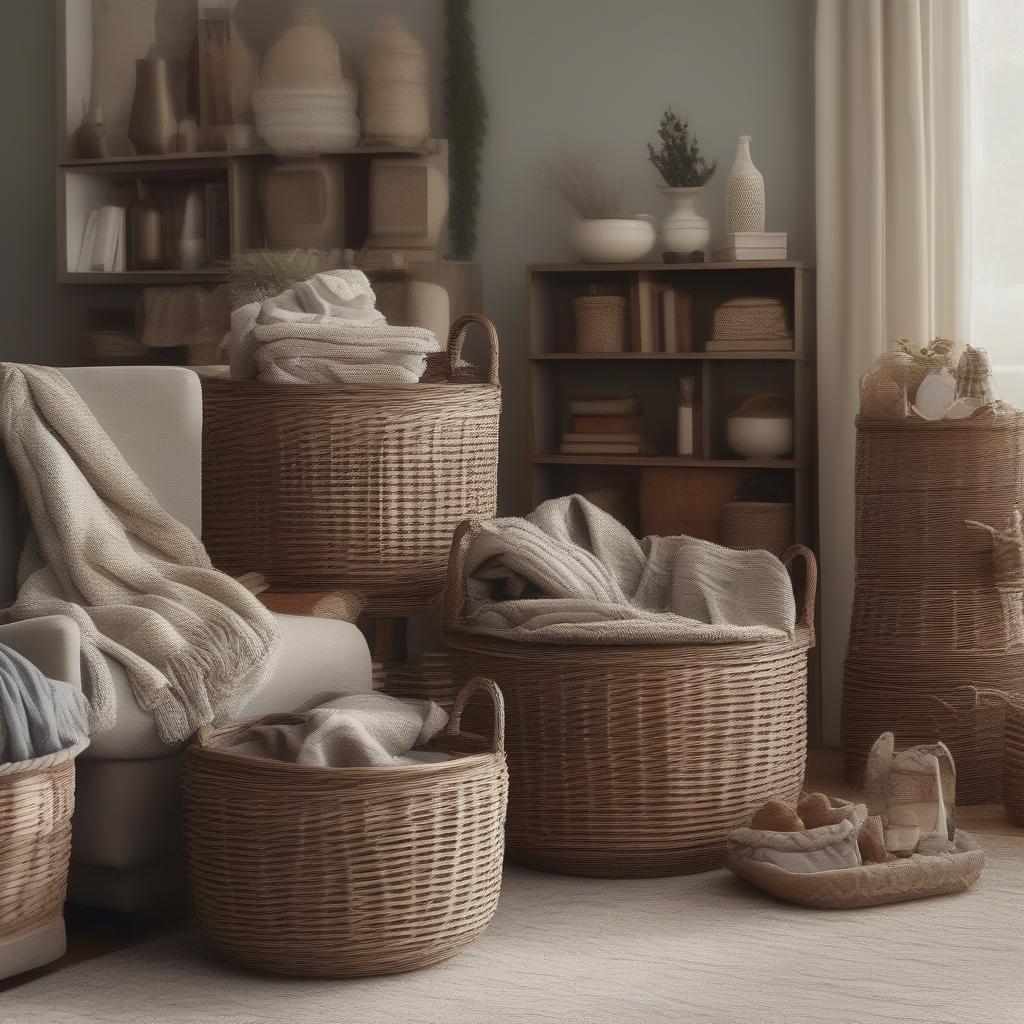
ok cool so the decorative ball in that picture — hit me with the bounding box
[797,792,844,829]
[750,799,804,832]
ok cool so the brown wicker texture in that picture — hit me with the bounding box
[0,757,76,946]
[442,521,815,878]
[201,314,500,615]
[842,413,1024,802]
[726,830,985,909]
[183,677,508,977]
[572,295,627,353]
[1004,695,1024,826]
[717,500,794,556]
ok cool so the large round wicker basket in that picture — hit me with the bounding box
[184,677,508,977]
[0,748,80,953]
[842,412,1024,802]
[201,314,500,614]
[442,522,815,878]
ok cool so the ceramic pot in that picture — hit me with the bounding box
[726,394,793,458]
[569,217,656,263]
[362,18,430,146]
[261,6,344,89]
[129,58,178,155]
[657,186,710,259]
[726,135,766,234]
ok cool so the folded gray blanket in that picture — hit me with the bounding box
[223,691,453,767]
[0,643,90,765]
[459,495,797,645]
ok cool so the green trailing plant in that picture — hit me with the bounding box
[444,0,487,260]
[549,153,627,219]
[647,109,717,188]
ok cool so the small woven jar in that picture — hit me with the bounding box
[706,296,792,352]
[718,500,794,556]
[362,18,430,147]
[573,295,627,353]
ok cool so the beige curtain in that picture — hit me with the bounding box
[815,0,970,743]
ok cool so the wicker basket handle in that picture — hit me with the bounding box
[447,313,500,386]
[781,544,817,630]
[447,676,505,754]
[442,518,480,629]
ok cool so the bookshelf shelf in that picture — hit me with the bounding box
[527,260,820,741]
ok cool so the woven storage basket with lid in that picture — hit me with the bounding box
[706,296,793,352]
[572,294,627,353]
[0,742,83,955]
[443,521,815,878]
[201,314,500,615]
[842,409,1024,801]
[184,678,508,977]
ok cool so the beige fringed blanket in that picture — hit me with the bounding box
[459,495,796,645]
[0,364,279,743]
[229,269,440,384]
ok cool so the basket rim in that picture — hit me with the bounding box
[199,374,500,397]
[856,411,1024,431]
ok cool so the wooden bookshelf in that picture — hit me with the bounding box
[527,260,820,741]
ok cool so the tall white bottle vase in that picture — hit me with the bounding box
[726,135,765,234]
[179,187,205,270]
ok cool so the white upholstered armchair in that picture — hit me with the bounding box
[0,367,371,922]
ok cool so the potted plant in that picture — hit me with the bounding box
[550,154,655,263]
[647,110,717,260]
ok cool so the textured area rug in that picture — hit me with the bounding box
[6,837,1024,1024]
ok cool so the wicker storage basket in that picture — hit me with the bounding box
[718,500,794,556]
[1004,695,1024,826]
[184,677,508,977]
[442,521,816,878]
[0,747,81,952]
[842,412,1024,802]
[573,295,627,353]
[201,314,500,614]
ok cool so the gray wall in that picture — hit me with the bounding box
[473,0,816,512]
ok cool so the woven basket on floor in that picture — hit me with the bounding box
[0,746,81,950]
[442,521,815,878]
[573,295,627,353]
[717,500,794,556]
[184,677,508,977]
[842,412,1024,802]
[201,314,500,615]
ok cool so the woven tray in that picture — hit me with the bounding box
[727,830,985,909]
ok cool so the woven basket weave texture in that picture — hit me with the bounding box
[572,295,627,353]
[201,314,500,614]
[0,758,76,947]
[842,413,1024,802]
[184,677,508,977]
[718,500,794,557]
[443,521,815,878]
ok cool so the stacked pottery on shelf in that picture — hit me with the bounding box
[252,6,360,156]
[361,18,431,147]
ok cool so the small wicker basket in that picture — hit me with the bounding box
[201,314,500,614]
[0,747,81,955]
[718,500,794,556]
[443,521,816,878]
[184,677,508,977]
[573,295,627,353]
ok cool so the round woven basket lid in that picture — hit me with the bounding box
[573,295,626,310]
[730,393,791,418]
[711,296,792,342]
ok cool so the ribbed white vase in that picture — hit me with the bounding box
[726,135,765,233]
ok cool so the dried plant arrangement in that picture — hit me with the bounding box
[647,109,717,188]
[229,248,334,308]
[549,153,627,219]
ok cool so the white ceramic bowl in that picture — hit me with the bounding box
[726,415,794,458]
[569,217,656,263]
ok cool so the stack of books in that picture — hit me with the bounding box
[381,651,458,707]
[76,205,127,273]
[711,231,788,262]
[560,397,655,455]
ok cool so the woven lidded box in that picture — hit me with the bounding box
[707,296,793,351]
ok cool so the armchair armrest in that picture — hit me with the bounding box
[0,615,83,688]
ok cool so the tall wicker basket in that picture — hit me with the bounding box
[184,678,508,977]
[442,521,815,878]
[0,747,81,961]
[201,315,500,614]
[842,412,1024,802]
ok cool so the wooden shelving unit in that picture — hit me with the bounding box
[528,260,820,740]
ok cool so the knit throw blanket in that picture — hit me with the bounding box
[228,269,440,384]
[459,495,797,645]
[0,364,280,743]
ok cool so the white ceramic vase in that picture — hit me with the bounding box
[569,217,656,263]
[657,186,710,258]
[726,135,765,234]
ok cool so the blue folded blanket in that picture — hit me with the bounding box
[0,643,90,764]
